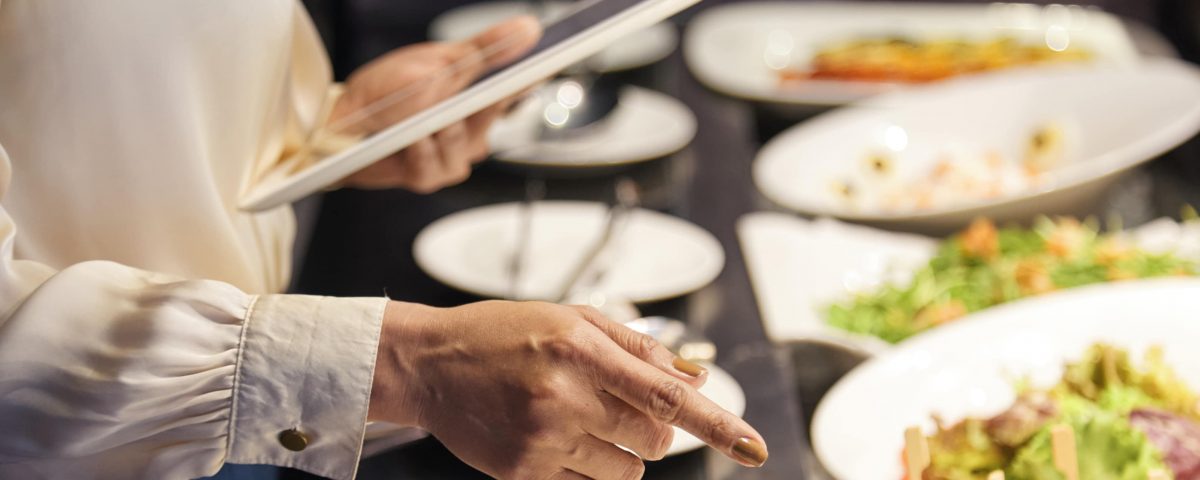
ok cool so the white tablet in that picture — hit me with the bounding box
[240,0,700,211]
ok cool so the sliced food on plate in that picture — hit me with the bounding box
[684,1,1140,105]
[828,123,1068,214]
[910,344,1200,480]
[779,35,1093,86]
[812,280,1200,480]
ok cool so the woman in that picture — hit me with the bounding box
[0,1,767,479]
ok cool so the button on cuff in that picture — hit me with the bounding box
[279,428,310,452]
[227,295,387,480]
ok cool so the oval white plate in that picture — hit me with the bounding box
[431,1,678,73]
[414,202,725,303]
[685,1,1140,106]
[811,278,1200,480]
[754,60,1200,232]
[490,86,697,167]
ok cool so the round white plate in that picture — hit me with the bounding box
[754,60,1200,233]
[489,86,697,167]
[414,201,725,303]
[685,2,1140,106]
[811,278,1200,480]
[431,2,679,73]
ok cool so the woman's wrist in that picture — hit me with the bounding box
[368,300,438,426]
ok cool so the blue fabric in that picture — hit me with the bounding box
[198,463,282,480]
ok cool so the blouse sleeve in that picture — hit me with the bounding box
[0,141,388,479]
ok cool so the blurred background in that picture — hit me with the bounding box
[303,1,1193,75]
[286,1,1200,478]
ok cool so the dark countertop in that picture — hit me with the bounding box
[294,53,819,479]
[293,48,824,478]
[289,10,1200,480]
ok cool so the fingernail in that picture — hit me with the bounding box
[672,357,707,378]
[732,437,768,467]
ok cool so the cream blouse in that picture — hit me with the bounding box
[0,1,387,479]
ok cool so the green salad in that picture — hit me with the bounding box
[912,344,1200,480]
[827,217,1199,343]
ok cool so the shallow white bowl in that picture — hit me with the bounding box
[812,278,1200,480]
[684,1,1139,106]
[754,60,1200,233]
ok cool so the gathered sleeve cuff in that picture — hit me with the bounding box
[228,294,387,479]
[0,259,387,480]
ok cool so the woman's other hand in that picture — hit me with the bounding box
[369,301,769,480]
[330,16,541,193]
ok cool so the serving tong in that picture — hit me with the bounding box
[505,177,640,303]
[507,177,546,300]
[552,177,639,303]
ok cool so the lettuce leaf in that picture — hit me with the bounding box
[1007,397,1168,480]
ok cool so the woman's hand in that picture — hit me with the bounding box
[329,17,541,193]
[370,301,769,480]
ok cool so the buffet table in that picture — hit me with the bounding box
[290,19,1200,480]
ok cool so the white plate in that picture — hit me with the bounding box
[431,2,679,73]
[414,201,725,303]
[738,212,1200,352]
[811,278,1200,480]
[685,1,1139,106]
[489,85,697,167]
[753,60,1200,233]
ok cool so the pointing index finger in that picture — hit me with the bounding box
[592,343,769,468]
